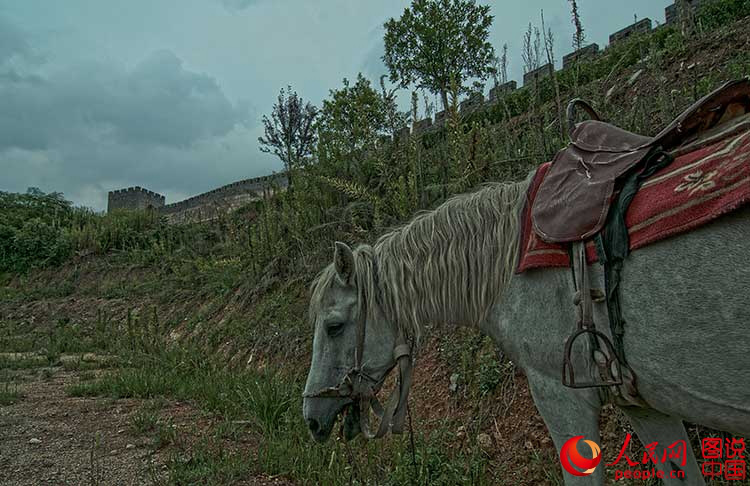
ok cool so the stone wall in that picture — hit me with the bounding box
[609,18,652,45]
[107,187,165,212]
[489,81,517,101]
[562,43,600,69]
[665,0,702,25]
[159,174,288,223]
[107,174,288,224]
[523,63,552,86]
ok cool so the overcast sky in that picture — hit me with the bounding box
[0,0,673,210]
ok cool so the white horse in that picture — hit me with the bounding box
[302,176,750,485]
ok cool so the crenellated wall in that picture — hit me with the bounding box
[108,187,165,212]
[159,174,288,223]
[107,173,288,223]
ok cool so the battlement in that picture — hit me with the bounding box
[609,18,652,45]
[107,186,165,212]
[523,63,553,86]
[160,174,288,215]
[107,173,288,224]
[562,44,600,69]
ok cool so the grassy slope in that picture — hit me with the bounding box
[2,15,750,486]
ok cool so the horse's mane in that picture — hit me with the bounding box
[310,178,531,349]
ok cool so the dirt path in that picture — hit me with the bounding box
[0,368,292,486]
[0,369,162,485]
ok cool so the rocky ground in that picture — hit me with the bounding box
[0,360,293,486]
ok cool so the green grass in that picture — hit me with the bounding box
[62,329,494,486]
[0,381,22,406]
[0,354,47,370]
[161,438,253,486]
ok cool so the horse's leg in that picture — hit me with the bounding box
[526,370,604,486]
[620,406,705,486]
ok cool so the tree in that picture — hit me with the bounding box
[569,0,585,52]
[258,86,318,190]
[316,74,405,180]
[383,0,496,111]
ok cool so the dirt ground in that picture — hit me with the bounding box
[0,368,292,486]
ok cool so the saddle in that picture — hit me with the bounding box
[533,78,750,243]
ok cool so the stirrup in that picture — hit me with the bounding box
[562,328,624,388]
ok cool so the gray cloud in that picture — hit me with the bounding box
[0,49,249,151]
[0,15,266,210]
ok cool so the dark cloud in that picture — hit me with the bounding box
[0,16,266,210]
[0,49,249,151]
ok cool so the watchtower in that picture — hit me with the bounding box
[107,187,165,212]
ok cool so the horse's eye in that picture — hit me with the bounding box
[326,322,346,337]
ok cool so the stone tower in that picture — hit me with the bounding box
[107,187,165,213]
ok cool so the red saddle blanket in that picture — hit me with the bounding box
[517,128,750,273]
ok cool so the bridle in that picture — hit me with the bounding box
[303,274,414,440]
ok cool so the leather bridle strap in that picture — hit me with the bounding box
[359,336,413,439]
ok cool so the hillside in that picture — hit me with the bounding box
[2,6,750,486]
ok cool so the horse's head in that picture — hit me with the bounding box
[303,242,402,443]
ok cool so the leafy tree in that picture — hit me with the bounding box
[383,0,496,110]
[258,86,318,190]
[316,74,405,181]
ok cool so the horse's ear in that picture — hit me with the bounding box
[334,241,355,285]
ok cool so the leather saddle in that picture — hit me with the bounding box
[533,78,750,243]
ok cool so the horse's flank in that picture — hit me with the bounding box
[310,179,530,349]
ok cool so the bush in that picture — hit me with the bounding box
[0,218,72,272]
[698,0,750,29]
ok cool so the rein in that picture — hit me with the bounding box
[303,265,414,440]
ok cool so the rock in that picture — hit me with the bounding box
[449,373,460,393]
[477,433,493,451]
[126,444,136,449]
[456,426,466,440]
[28,438,42,444]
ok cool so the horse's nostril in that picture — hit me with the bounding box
[307,418,320,434]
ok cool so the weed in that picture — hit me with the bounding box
[0,381,22,406]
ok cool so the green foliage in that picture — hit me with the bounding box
[697,0,750,29]
[383,0,496,108]
[317,74,404,174]
[0,190,78,272]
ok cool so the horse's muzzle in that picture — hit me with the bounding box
[302,397,350,443]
